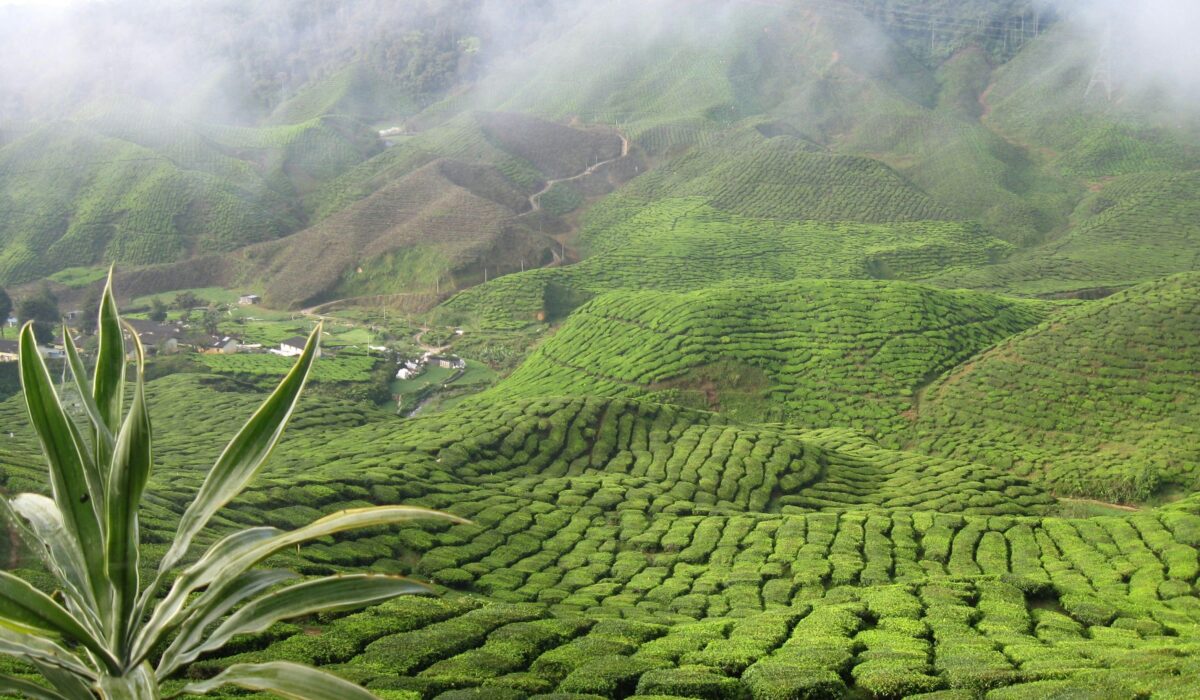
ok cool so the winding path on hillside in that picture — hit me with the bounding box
[527,129,630,212]
[297,126,630,316]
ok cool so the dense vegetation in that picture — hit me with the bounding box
[916,273,1200,502]
[6,0,1200,697]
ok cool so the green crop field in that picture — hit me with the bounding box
[446,199,1013,328]
[478,279,1050,441]
[914,273,1200,503]
[198,350,379,384]
[7,0,1200,698]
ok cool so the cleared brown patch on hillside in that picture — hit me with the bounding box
[252,158,552,308]
[476,111,623,180]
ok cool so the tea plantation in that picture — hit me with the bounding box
[446,199,1013,328]
[915,273,1200,503]
[9,379,1200,698]
[479,279,1049,439]
[8,0,1200,698]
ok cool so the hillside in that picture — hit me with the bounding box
[446,200,1012,327]
[248,158,543,308]
[0,107,381,285]
[915,273,1200,502]
[480,279,1049,441]
[8,0,1200,698]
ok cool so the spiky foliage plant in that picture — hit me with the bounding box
[0,275,462,699]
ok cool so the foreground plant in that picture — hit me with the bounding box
[0,276,461,699]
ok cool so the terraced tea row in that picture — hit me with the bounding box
[447,199,1014,328]
[915,273,1200,502]
[483,279,1048,442]
[188,507,1200,699]
[584,134,954,234]
[935,172,1200,296]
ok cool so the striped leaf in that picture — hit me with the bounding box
[106,325,151,655]
[3,495,100,633]
[0,673,70,700]
[158,324,322,574]
[180,662,379,700]
[62,327,113,463]
[156,569,297,677]
[92,270,126,460]
[0,571,117,673]
[18,324,109,615]
[167,575,428,673]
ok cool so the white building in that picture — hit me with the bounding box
[275,335,320,358]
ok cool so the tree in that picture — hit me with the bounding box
[0,274,461,699]
[0,287,10,338]
[148,297,169,323]
[201,304,224,335]
[16,285,60,345]
[172,291,200,311]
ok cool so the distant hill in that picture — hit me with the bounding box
[0,106,380,285]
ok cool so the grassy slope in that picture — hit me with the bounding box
[248,158,532,308]
[446,198,1011,328]
[929,25,1200,295]
[480,279,1049,445]
[0,105,379,285]
[915,273,1200,502]
[268,62,423,126]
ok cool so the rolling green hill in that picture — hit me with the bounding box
[0,106,381,285]
[479,279,1049,442]
[446,199,1013,327]
[915,273,1200,502]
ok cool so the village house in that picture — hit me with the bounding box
[125,319,181,355]
[201,336,241,355]
[428,354,466,370]
[238,294,261,306]
[274,335,320,358]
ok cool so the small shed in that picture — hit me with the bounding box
[202,336,241,355]
[429,354,466,370]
